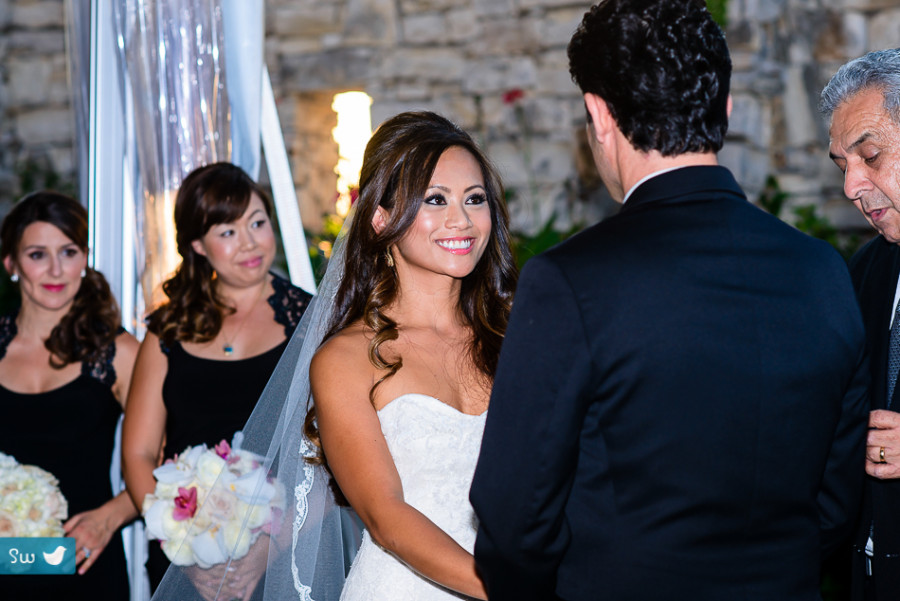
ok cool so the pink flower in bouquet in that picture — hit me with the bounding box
[214,439,231,460]
[173,487,198,521]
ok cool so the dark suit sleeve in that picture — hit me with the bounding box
[818,333,869,557]
[470,255,592,601]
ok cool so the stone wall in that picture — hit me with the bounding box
[1,0,898,235]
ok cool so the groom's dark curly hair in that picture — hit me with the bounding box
[567,0,732,156]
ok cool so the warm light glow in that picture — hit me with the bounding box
[332,91,372,218]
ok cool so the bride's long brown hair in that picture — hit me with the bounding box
[304,111,518,464]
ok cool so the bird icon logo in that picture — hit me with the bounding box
[42,545,67,566]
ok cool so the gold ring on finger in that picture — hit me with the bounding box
[880,446,886,463]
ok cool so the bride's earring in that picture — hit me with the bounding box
[80,268,86,278]
[385,250,394,268]
[10,273,18,283]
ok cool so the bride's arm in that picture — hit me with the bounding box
[310,338,487,600]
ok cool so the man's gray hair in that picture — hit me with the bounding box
[820,48,900,123]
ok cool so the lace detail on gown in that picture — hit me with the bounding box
[340,393,486,601]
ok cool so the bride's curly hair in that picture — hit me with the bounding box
[0,191,121,367]
[145,162,273,347]
[304,111,518,466]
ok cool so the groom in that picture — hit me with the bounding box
[469,1,869,600]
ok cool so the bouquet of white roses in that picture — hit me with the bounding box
[0,451,68,537]
[142,435,284,568]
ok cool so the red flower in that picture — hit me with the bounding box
[173,487,198,521]
[502,88,525,104]
[349,188,359,206]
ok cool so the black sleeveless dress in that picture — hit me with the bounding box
[145,274,311,593]
[0,311,129,601]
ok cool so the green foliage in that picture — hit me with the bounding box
[758,175,861,261]
[706,0,728,28]
[15,157,76,198]
[511,215,582,270]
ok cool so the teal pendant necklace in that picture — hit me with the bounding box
[221,284,267,357]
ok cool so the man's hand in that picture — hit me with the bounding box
[866,410,900,478]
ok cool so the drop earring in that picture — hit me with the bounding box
[385,251,394,268]
[80,268,86,278]
[10,273,18,283]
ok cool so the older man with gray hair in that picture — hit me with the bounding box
[822,47,900,601]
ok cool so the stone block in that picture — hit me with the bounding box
[842,0,900,10]
[728,94,769,148]
[461,56,537,94]
[869,7,900,51]
[10,1,62,29]
[378,48,466,82]
[6,30,65,54]
[836,11,867,61]
[402,13,446,44]
[536,7,585,49]
[281,48,376,91]
[6,56,67,105]
[471,0,517,18]
[782,65,819,147]
[15,107,73,145]
[399,0,461,13]
[266,5,341,37]
[343,0,398,46]
[469,16,540,56]
[718,141,769,193]
[535,53,577,97]
[445,8,479,44]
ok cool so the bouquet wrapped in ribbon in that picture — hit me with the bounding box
[0,451,68,537]
[143,436,284,568]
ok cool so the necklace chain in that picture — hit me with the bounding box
[221,283,268,356]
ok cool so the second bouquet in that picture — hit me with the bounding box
[142,436,284,568]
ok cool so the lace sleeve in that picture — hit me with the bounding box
[81,327,124,387]
[269,273,314,336]
[0,311,18,362]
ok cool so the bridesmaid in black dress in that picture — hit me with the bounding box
[0,191,139,601]
[121,162,312,600]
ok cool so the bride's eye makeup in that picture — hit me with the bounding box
[423,193,447,205]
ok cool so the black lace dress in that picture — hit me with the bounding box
[0,311,129,601]
[145,274,311,593]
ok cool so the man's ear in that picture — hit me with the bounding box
[584,93,615,143]
[726,93,733,119]
[191,239,207,257]
[372,206,389,234]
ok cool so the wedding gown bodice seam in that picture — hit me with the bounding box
[378,392,488,418]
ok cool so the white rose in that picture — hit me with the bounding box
[162,537,196,567]
[222,520,254,560]
[196,453,226,489]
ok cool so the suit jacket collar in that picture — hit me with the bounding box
[619,165,745,215]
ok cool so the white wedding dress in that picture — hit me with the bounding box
[340,393,487,601]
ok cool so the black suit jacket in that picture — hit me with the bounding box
[470,166,869,601]
[849,237,900,600]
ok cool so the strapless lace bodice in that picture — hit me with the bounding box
[340,393,486,601]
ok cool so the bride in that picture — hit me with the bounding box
[306,110,517,600]
[148,111,517,601]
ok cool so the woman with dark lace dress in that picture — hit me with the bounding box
[0,191,140,601]
[121,162,312,600]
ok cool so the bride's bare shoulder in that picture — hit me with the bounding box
[311,321,373,382]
